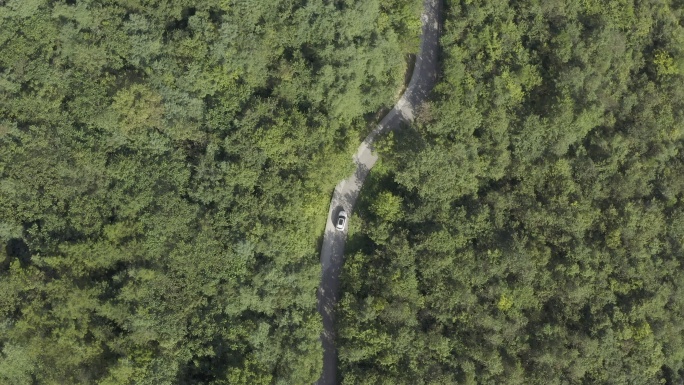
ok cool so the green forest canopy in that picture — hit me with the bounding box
[0,0,420,383]
[338,0,684,384]
[2,0,684,384]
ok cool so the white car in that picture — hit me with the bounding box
[336,211,347,231]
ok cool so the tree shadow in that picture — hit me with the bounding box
[5,238,31,268]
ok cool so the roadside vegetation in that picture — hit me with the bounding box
[4,0,684,384]
[0,0,420,383]
[339,0,684,384]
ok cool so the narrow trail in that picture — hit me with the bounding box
[315,1,443,384]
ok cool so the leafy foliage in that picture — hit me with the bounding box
[339,0,684,384]
[0,0,420,383]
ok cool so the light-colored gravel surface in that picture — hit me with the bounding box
[316,1,443,384]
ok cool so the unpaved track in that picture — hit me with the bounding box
[315,1,442,384]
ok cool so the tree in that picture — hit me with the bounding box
[338,0,684,383]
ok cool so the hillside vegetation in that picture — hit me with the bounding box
[339,0,684,384]
[0,0,420,383]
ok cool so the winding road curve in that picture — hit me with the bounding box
[316,1,442,383]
